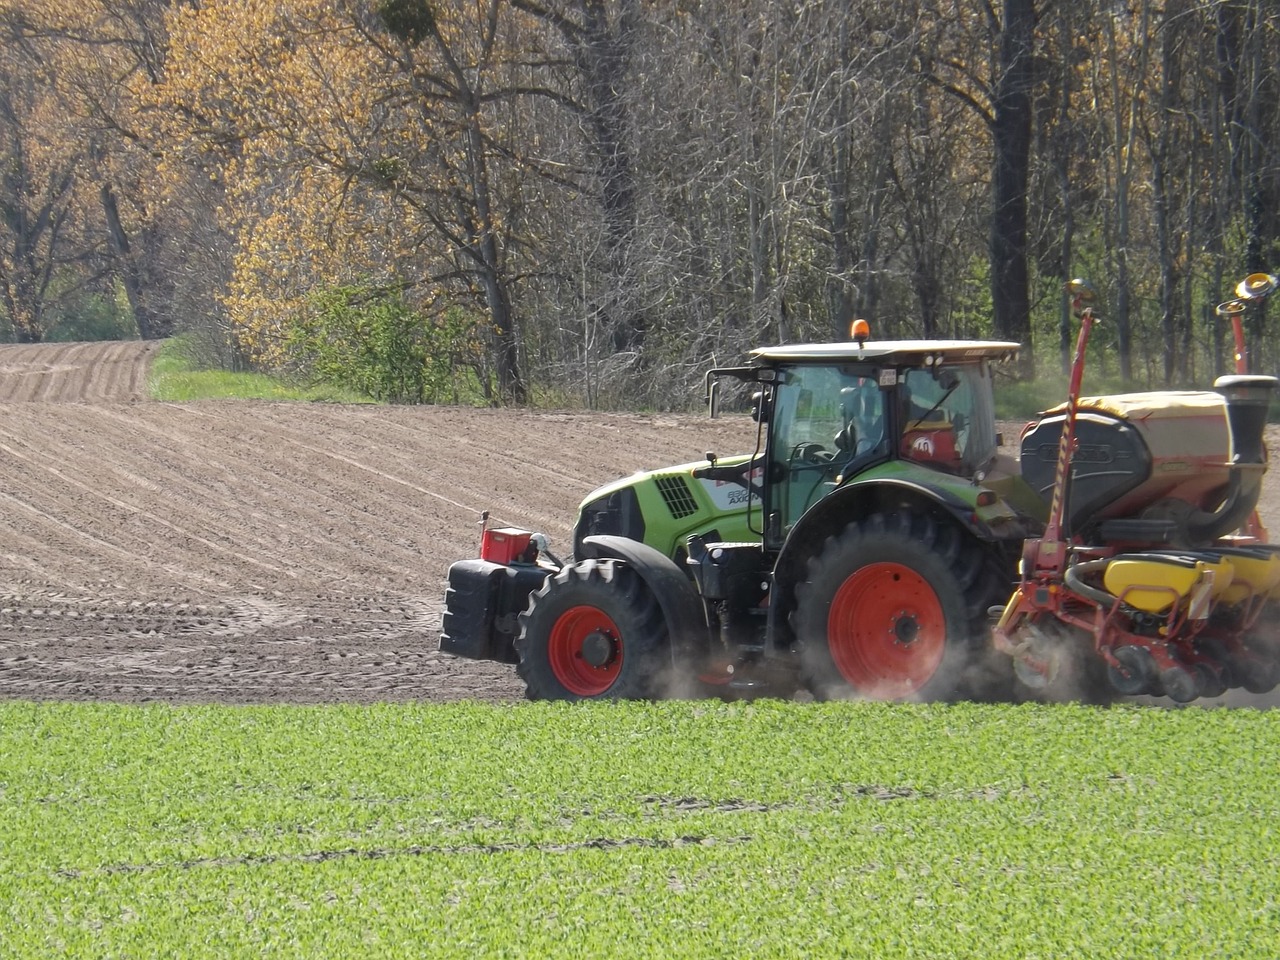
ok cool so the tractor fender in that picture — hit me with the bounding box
[767,478,991,646]
[578,535,707,664]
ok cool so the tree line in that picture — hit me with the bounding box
[1,0,1277,407]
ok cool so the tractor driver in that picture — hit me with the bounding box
[834,376,885,458]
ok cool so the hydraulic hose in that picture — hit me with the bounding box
[1063,557,1117,608]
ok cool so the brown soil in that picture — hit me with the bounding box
[1,340,1277,707]
[0,341,757,704]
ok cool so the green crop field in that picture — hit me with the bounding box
[1,699,1277,958]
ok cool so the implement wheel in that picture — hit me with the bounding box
[1010,617,1114,704]
[793,512,1001,701]
[516,559,667,701]
[1241,606,1280,694]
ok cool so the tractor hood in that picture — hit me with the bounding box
[572,455,762,563]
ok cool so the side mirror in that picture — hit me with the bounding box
[751,390,772,423]
[708,378,721,419]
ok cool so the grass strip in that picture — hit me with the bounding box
[148,338,370,404]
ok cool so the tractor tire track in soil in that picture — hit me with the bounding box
[0,341,757,704]
[1,340,1277,707]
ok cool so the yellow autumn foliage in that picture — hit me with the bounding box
[147,0,505,366]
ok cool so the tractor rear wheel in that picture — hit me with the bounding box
[793,512,1005,701]
[516,559,667,701]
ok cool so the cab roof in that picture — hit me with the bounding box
[749,340,1021,365]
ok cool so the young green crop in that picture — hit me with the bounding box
[1,700,1277,958]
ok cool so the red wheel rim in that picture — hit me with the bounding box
[828,562,946,698]
[548,605,623,696]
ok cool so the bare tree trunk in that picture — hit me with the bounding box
[583,0,642,354]
[464,117,525,402]
[827,150,854,334]
[851,101,894,330]
[1153,3,1179,386]
[101,183,162,340]
[430,7,526,402]
[511,0,642,355]
[1207,4,1232,375]
[1051,1,1077,374]
[2,277,41,343]
[990,0,1036,373]
[1240,0,1271,371]
[1180,171,1198,383]
[1102,0,1153,384]
[478,258,523,402]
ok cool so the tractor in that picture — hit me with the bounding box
[442,324,1036,701]
[441,277,1280,704]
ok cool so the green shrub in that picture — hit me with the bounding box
[286,284,485,404]
[44,290,139,342]
[0,285,138,344]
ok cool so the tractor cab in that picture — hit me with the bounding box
[706,339,1020,549]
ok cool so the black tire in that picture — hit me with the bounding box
[792,512,1008,702]
[515,559,668,701]
[1241,604,1280,694]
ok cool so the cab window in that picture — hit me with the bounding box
[768,365,887,534]
[900,365,996,473]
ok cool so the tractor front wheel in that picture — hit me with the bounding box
[793,513,1001,701]
[516,559,667,701]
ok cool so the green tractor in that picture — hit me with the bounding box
[441,332,1040,701]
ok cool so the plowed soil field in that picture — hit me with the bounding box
[2,340,1278,707]
[0,341,758,704]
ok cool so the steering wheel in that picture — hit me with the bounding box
[833,422,859,453]
[791,441,834,464]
